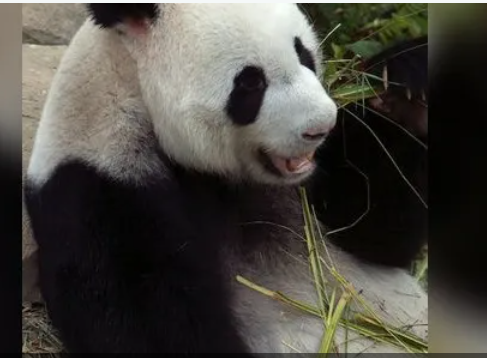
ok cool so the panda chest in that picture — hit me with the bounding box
[176,176,323,352]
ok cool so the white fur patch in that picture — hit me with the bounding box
[27,22,164,186]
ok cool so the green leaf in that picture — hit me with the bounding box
[331,42,345,60]
[346,40,384,59]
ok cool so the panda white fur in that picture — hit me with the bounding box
[25,4,427,354]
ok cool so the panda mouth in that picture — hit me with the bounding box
[259,149,316,177]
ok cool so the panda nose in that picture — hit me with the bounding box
[302,126,329,142]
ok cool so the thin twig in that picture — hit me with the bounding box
[342,107,428,209]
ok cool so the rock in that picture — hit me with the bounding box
[22,4,87,45]
[22,44,67,303]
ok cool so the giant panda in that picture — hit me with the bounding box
[24,4,428,354]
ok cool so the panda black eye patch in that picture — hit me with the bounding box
[226,66,268,126]
[294,37,316,73]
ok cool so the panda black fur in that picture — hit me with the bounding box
[24,4,427,354]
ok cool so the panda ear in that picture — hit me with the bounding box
[87,4,160,33]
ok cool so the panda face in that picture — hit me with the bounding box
[95,4,337,185]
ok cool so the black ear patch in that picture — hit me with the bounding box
[87,4,160,28]
[294,37,316,73]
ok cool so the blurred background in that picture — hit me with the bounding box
[0,3,21,354]
[304,4,427,54]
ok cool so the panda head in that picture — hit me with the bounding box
[88,4,337,185]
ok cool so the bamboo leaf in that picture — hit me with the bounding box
[346,40,384,59]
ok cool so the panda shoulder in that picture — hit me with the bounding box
[27,19,166,188]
